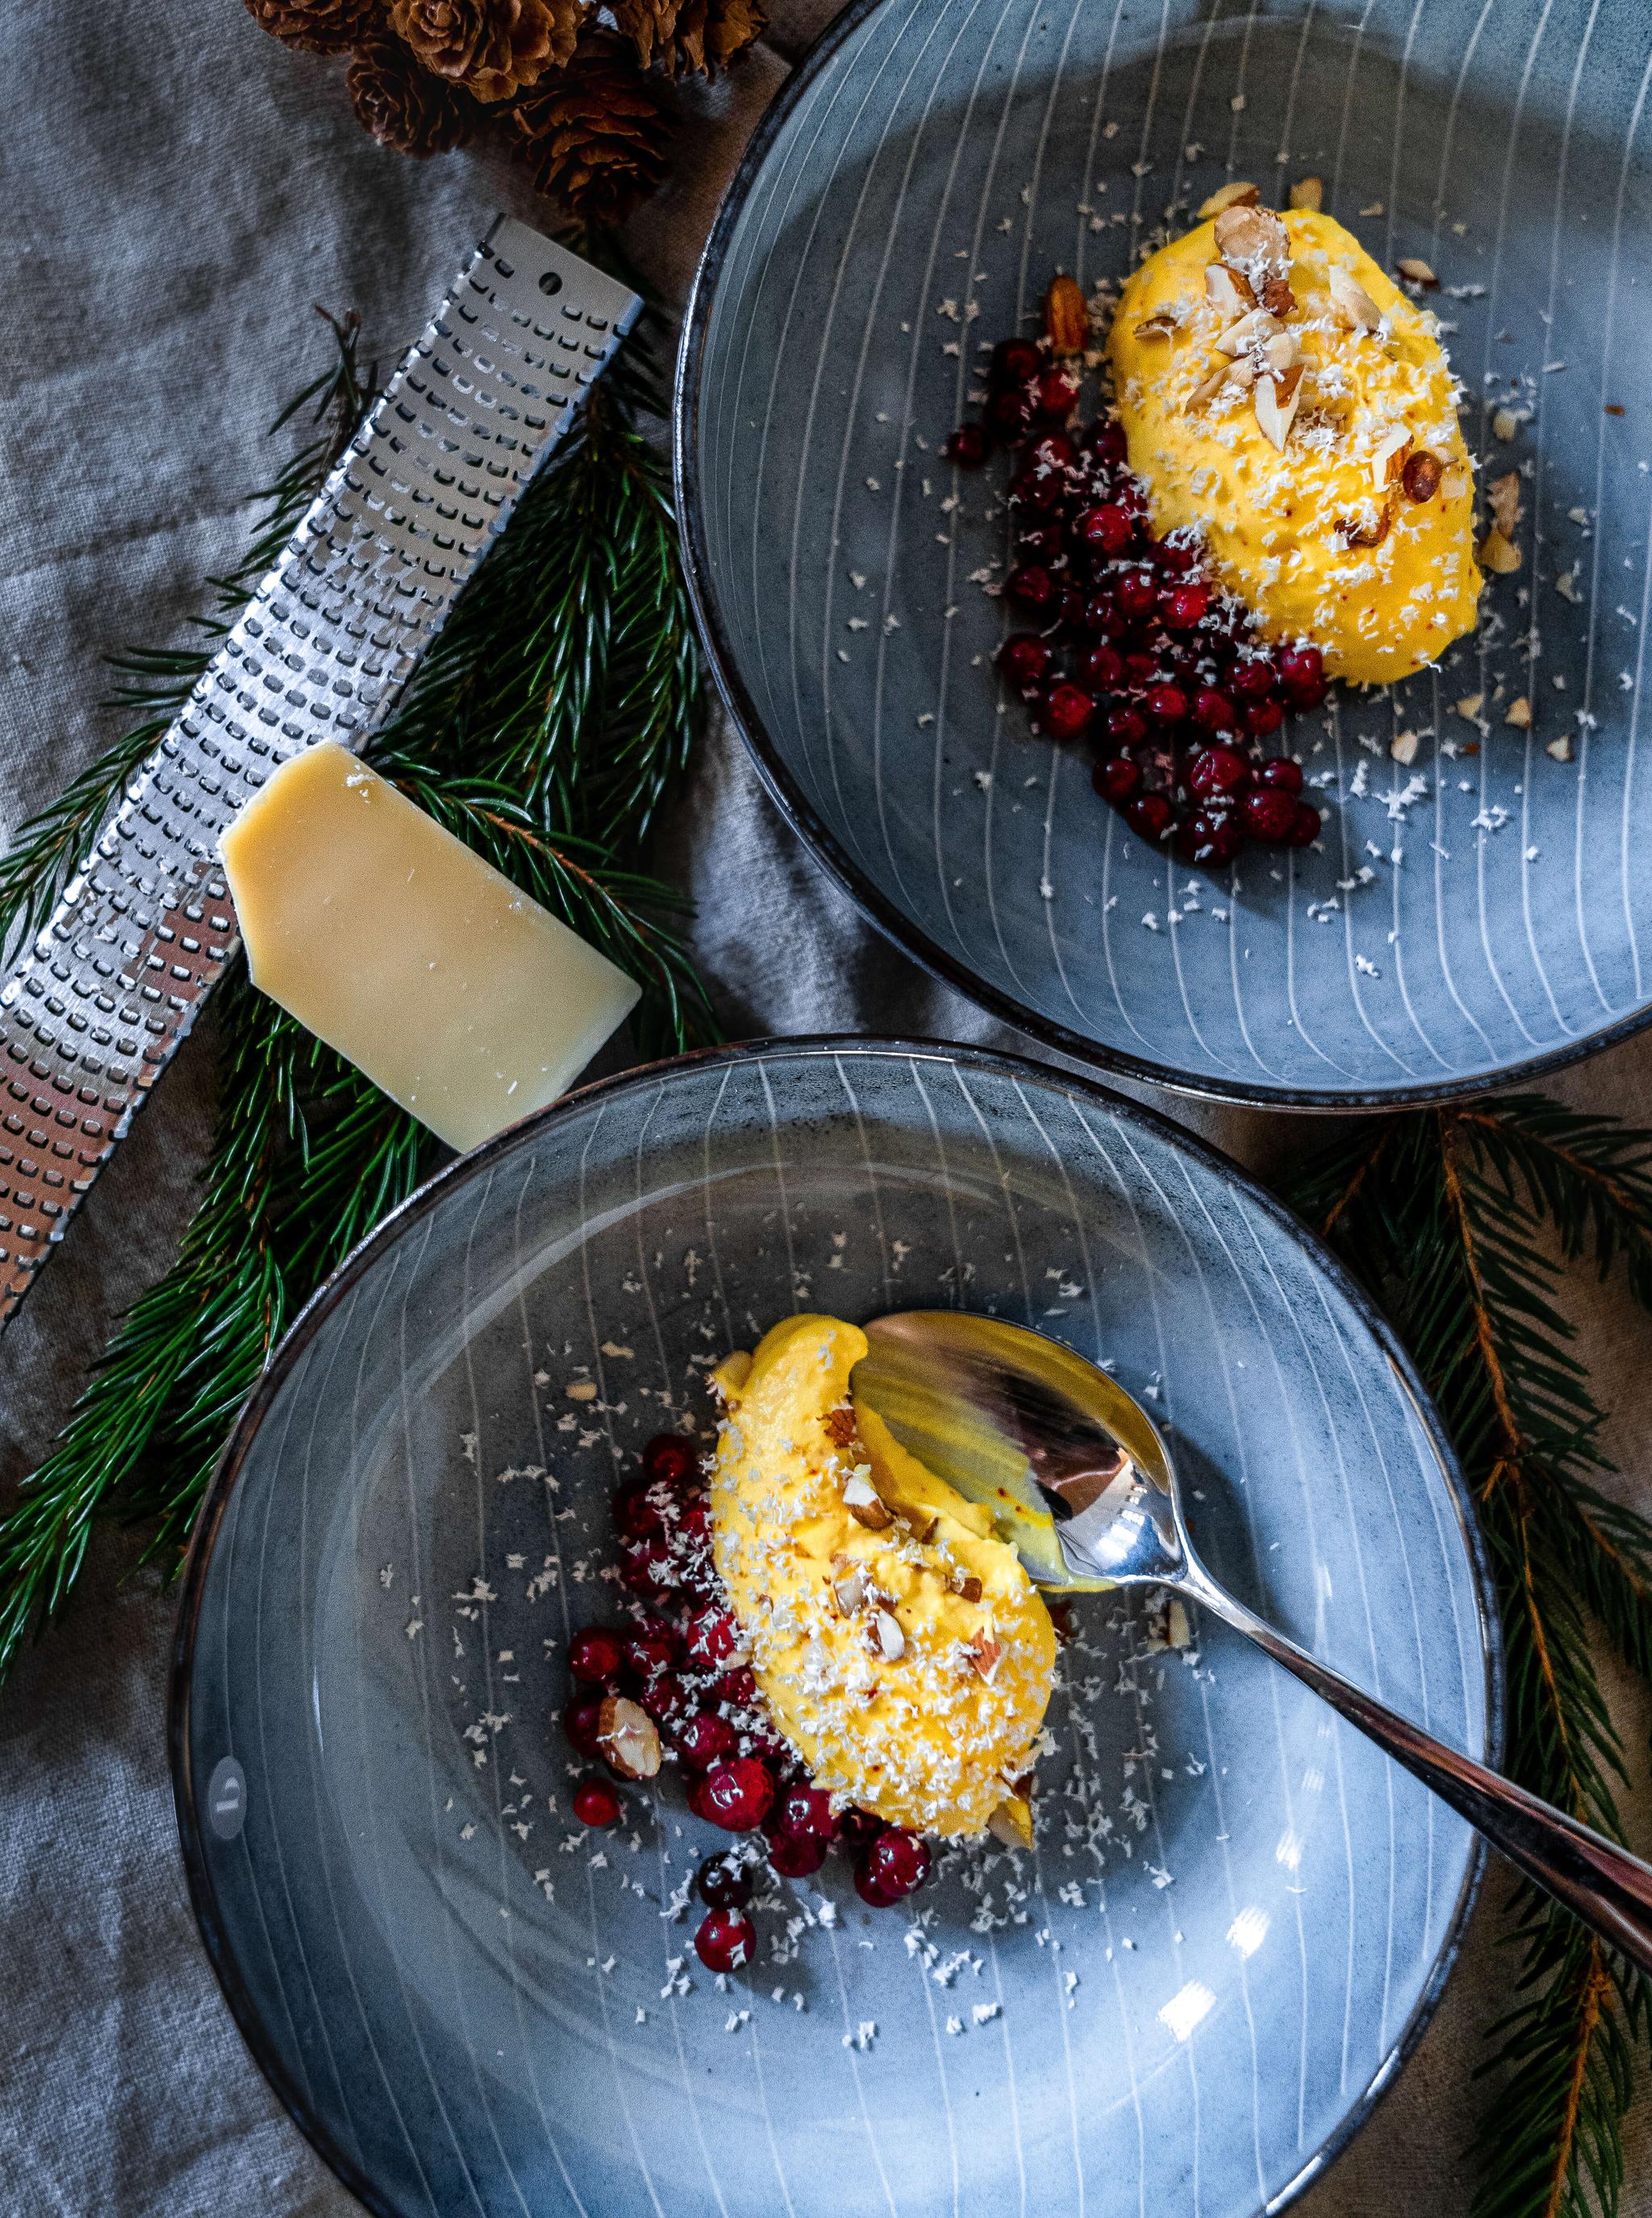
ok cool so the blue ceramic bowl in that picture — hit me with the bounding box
[172,1040,1497,2218]
[678,0,1652,1105]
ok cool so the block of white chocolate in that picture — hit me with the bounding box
[220,743,640,1153]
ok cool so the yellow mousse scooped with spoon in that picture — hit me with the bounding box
[710,1316,1058,1844]
[1108,200,1481,683]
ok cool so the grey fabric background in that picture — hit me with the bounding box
[1,2,1650,2212]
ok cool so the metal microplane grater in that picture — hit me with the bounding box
[0,218,640,1331]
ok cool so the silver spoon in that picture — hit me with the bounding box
[852,1309,1652,1974]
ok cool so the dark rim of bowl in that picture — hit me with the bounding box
[169,1031,1504,2218]
[670,0,1652,1113]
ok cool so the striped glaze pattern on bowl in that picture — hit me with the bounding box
[678,0,1652,1105]
[173,1040,1497,2218]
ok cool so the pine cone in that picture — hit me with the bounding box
[611,0,764,76]
[348,35,475,152]
[388,0,581,101]
[508,27,670,223]
[245,0,382,52]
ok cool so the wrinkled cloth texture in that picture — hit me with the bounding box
[2,2,1650,2212]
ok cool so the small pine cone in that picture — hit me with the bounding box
[388,0,581,102]
[611,0,764,75]
[245,0,382,52]
[507,27,670,223]
[348,35,475,153]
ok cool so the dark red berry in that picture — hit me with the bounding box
[944,423,990,469]
[853,1865,905,1909]
[1106,705,1148,750]
[1094,754,1143,804]
[564,1694,606,1757]
[863,1829,932,1897]
[1229,656,1277,701]
[611,1480,664,1541]
[1152,536,1199,576]
[1242,697,1285,738]
[1188,745,1250,800]
[697,1854,753,1909]
[1145,682,1188,727]
[1116,568,1157,619]
[638,1669,694,1730]
[837,1805,885,1849]
[1009,466,1065,514]
[1256,755,1304,794]
[1074,503,1133,558]
[1163,579,1212,629]
[987,388,1034,443]
[1278,642,1324,695]
[1041,683,1095,741]
[1286,801,1323,846]
[1005,564,1057,614]
[1083,642,1124,691]
[1192,687,1237,735]
[1016,524,1065,563]
[1028,432,1074,473]
[574,1780,623,1827]
[621,1538,679,1598]
[697,1757,777,1833]
[695,1908,756,1974]
[624,1623,679,1681]
[990,336,1041,386]
[715,1665,758,1710]
[644,1434,699,1489]
[686,1607,740,1668]
[1054,586,1087,632]
[768,1831,829,1879]
[1181,808,1245,865]
[1034,366,1079,420]
[1000,634,1051,689]
[1126,792,1175,842]
[677,1712,740,1771]
[774,1784,838,1844]
[568,1627,625,1685]
[1083,592,1133,640]
[1122,650,1158,690]
[1083,418,1128,465]
[1241,786,1300,842]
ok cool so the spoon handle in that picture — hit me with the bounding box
[1183,1567,1652,1975]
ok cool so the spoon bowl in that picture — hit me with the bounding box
[854,1307,1652,1978]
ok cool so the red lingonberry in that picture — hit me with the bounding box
[677,1712,740,1772]
[1180,808,1245,865]
[774,1785,838,1844]
[1242,697,1285,738]
[637,1669,694,1730]
[1005,564,1057,614]
[694,1908,756,1974]
[568,1627,625,1686]
[852,1863,903,1909]
[564,1694,606,1757]
[1286,801,1323,846]
[863,1829,932,1897]
[1192,687,1237,735]
[1083,418,1128,466]
[1028,431,1074,473]
[1010,466,1066,514]
[1083,592,1133,639]
[1074,503,1133,558]
[696,1855,753,1909]
[1162,579,1212,629]
[836,1805,885,1850]
[611,1480,664,1541]
[1082,642,1124,691]
[986,388,1034,443]
[1000,634,1051,689]
[1122,652,1158,691]
[989,336,1041,386]
[1241,786,1300,842]
[715,1665,758,1710]
[1145,682,1189,726]
[1106,705,1148,750]
[624,1622,679,1681]
[1016,523,1065,563]
[1041,683,1095,740]
[1116,568,1157,618]
[1126,792,1175,841]
[1187,745,1250,800]
[686,1607,740,1667]
[1255,755,1304,794]
[944,422,990,469]
[1034,365,1080,420]
[696,1757,777,1833]
[643,1434,699,1489]
[1278,641,1324,693]
[1093,754,1143,804]
[574,1780,622,1827]
[1229,656,1278,701]
[768,1831,829,1879]
[1054,586,1087,632]
[621,1538,679,1598]
[1152,536,1199,576]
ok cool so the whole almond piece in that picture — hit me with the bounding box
[1395,255,1438,287]
[1213,203,1290,274]
[1402,449,1444,503]
[1044,273,1089,355]
[597,1695,661,1782]
[1288,175,1324,211]
[1198,180,1261,218]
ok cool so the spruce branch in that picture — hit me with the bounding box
[1289,1098,1652,2218]
[0,256,715,1683]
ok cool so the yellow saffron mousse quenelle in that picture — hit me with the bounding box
[710,1316,1057,1846]
[1108,199,1481,683]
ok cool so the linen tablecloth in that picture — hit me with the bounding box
[2,2,1650,2210]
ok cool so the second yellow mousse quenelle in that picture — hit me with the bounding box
[710,1316,1057,1846]
[1108,195,1480,683]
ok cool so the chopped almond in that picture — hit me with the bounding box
[1479,525,1521,574]
[832,1563,868,1614]
[1489,470,1522,535]
[822,1405,857,1447]
[874,1608,906,1660]
[1491,406,1521,441]
[1504,695,1533,729]
[1254,365,1303,451]
[1213,203,1289,273]
[843,1468,892,1529]
[1547,734,1575,762]
[966,1629,1002,1681]
[987,1795,1033,1849]
[1288,175,1324,211]
[1456,693,1484,721]
[1197,180,1260,218]
[952,1573,983,1604]
[1204,263,1255,317]
[1261,274,1295,317]
[1370,425,1410,491]
[1395,255,1438,286]
[1217,306,1280,357]
[1328,263,1383,331]
[1391,730,1420,766]
[1133,314,1175,342]
[1043,273,1089,356]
